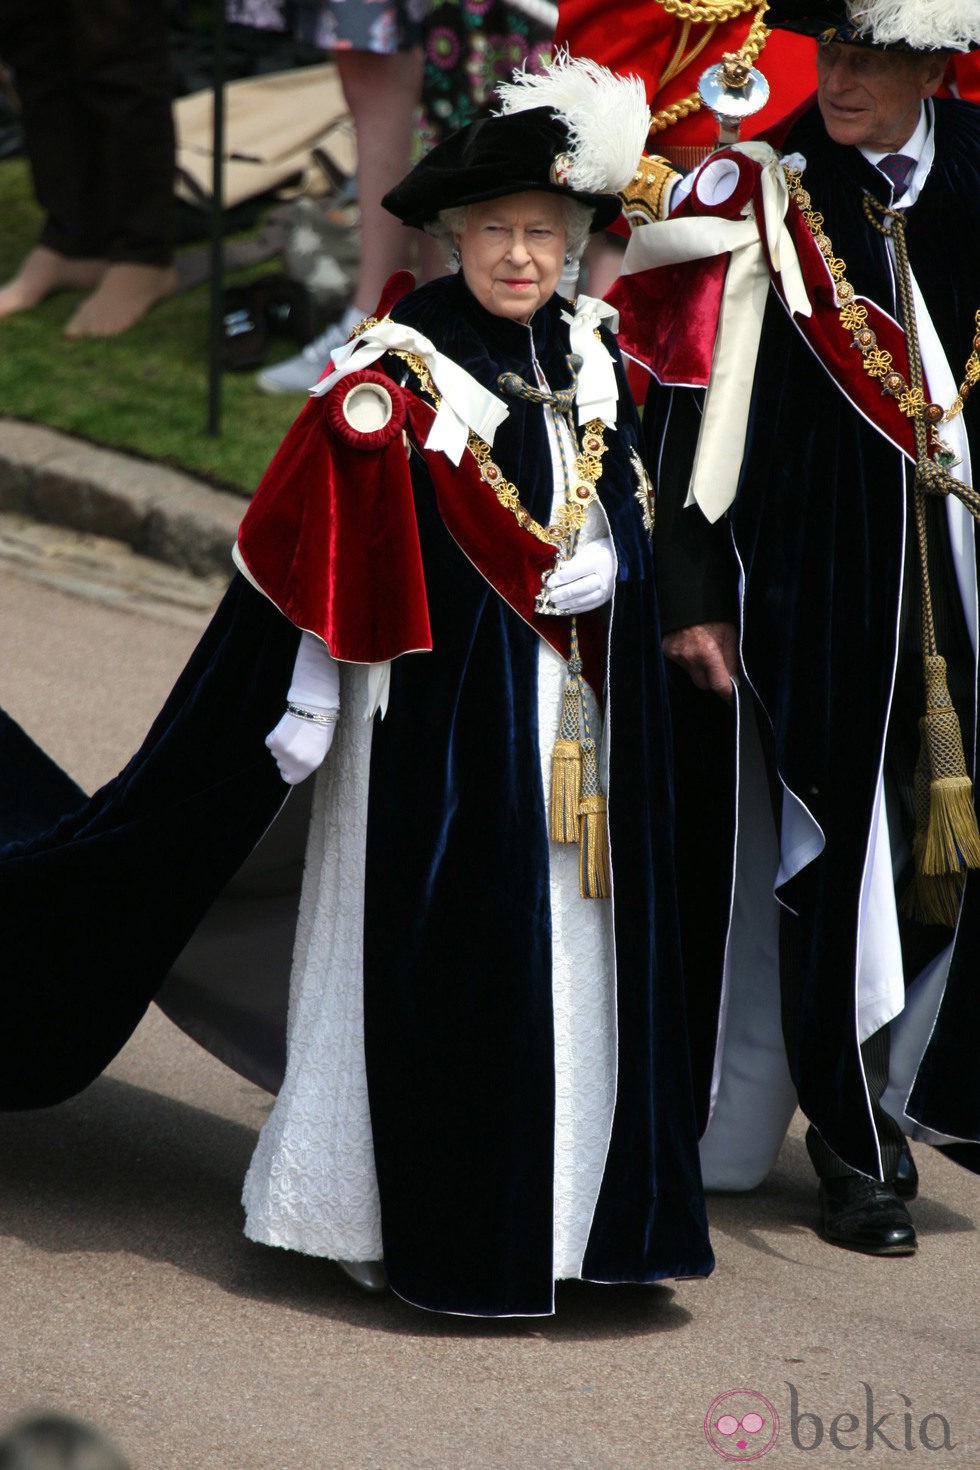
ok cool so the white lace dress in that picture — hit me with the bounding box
[243,404,618,1283]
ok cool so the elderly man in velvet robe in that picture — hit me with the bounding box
[614,0,980,1257]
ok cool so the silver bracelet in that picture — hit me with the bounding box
[286,703,340,725]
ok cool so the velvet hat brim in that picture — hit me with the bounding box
[382,108,623,233]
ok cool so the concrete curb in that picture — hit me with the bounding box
[0,418,246,580]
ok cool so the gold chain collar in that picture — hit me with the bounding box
[387,346,609,552]
[783,165,980,443]
[782,165,980,919]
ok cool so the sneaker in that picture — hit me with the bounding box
[256,303,364,394]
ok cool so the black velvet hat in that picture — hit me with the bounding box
[383,110,622,232]
[764,0,980,50]
[383,54,651,233]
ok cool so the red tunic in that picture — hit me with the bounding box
[949,54,980,103]
[554,1,816,170]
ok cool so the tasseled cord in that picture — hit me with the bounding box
[549,616,610,898]
[903,653,980,926]
[876,197,980,928]
[550,668,584,844]
[578,735,611,900]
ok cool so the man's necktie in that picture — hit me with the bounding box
[877,152,916,203]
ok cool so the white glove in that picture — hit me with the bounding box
[546,537,617,614]
[266,631,340,785]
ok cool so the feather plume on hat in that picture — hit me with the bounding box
[858,0,980,51]
[765,0,980,50]
[383,51,651,232]
[494,51,651,196]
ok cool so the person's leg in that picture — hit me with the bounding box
[805,1025,917,1256]
[63,0,177,336]
[336,46,424,312]
[767,651,920,1261]
[0,0,106,318]
[257,42,425,393]
[805,1023,907,1185]
[780,903,916,1254]
[0,246,106,320]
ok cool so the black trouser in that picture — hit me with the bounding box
[804,1024,906,1182]
[775,880,906,1181]
[0,0,175,264]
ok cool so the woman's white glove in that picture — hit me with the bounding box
[266,630,341,785]
[546,536,617,614]
[265,711,336,785]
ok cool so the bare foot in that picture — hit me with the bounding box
[0,246,107,320]
[64,262,178,338]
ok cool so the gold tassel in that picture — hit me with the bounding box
[550,738,582,843]
[921,775,980,875]
[901,655,980,926]
[578,739,611,899]
[918,655,980,875]
[902,866,965,929]
[550,669,585,842]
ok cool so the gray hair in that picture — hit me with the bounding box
[427,197,595,265]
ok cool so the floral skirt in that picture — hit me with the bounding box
[417,0,553,153]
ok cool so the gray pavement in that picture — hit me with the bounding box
[0,420,978,1470]
[0,418,245,581]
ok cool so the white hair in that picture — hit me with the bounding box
[426,196,594,266]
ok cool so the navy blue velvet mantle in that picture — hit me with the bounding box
[0,276,713,1315]
[0,576,300,1106]
[362,278,712,1312]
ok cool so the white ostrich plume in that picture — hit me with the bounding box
[857,0,980,51]
[494,51,650,195]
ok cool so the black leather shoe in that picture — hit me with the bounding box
[892,1142,919,1200]
[818,1176,917,1256]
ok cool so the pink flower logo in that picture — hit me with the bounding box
[704,1390,779,1461]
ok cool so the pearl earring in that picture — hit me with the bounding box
[450,245,461,267]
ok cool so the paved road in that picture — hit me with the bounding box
[1,533,978,1469]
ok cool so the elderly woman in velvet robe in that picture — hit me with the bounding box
[233,58,713,1315]
[0,57,713,1317]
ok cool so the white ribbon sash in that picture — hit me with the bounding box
[312,297,625,461]
[561,294,621,428]
[621,142,811,523]
[313,318,510,465]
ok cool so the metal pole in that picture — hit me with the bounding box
[206,0,227,436]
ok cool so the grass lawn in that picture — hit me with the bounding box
[0,157,313,497]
